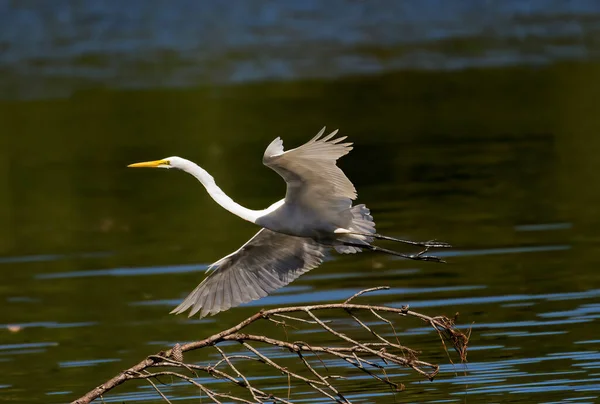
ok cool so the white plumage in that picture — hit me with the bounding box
[128,127,449,318]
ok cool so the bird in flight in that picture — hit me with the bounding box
[128,128,450,318]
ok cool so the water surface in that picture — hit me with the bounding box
[1,1,600,403]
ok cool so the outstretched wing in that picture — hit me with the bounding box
[263,127,357,216]
[170,228,326,318]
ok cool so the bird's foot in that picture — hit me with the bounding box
[403,245,447,263]
[408,253,446,263]
[420,239,452,248]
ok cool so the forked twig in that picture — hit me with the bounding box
[138,370,173,404]
[344,286,390,304]
[214,345,261,402]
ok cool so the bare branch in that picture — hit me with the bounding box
[128,370,222,403]
[272,313,331,324]
[296,351,348,402]
[214,345,261,403]
[344,286,390,303]
[138,370,173,404]
[71,286,468,404]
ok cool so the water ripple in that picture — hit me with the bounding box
[1,321,97,330]
[35,244,570,280]
[0,251,111,265]
[59,358,121,368]
[132,285,486,308]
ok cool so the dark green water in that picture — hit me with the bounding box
[1,61,600,403]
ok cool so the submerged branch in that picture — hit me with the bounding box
[72,287,468,404]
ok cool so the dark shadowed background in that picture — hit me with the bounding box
[1,1,600,403]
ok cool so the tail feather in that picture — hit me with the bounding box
[335,204,376,254]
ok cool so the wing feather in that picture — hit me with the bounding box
[229,268,244,307]
[263,128,357,216]
[171,228,326,318]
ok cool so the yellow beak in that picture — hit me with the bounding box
[127,159,167,168]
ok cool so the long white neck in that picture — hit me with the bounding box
[178,160,262,223]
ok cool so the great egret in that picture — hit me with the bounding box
[128,128,450,318]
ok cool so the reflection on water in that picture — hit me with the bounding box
[1,1,600,403]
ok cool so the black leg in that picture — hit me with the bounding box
[343,242,446,263]
[352,233,451,248]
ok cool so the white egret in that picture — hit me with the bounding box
[128,128,450,318]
